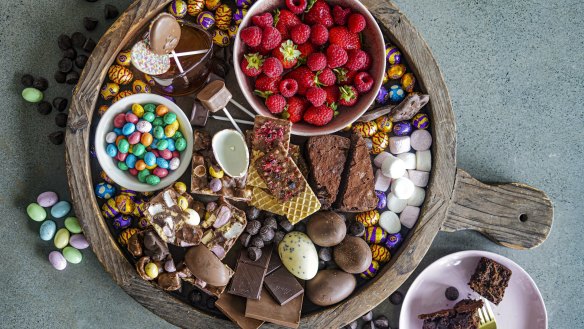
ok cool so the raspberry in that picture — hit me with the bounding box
[339,85,358,106]
[326,44,348,68]
[316,68,336,86]
[353,71,374,93]
[362,51,372,70]
[306,87,326,106]
[285,66,315,95]
[297,42,315,61]
[304,0,333,28]
[323,85,340,104]
[282,96,307,123]
[262,57,283,78]
[240,26,262,47]
[279,79,298,97]
[265,94,287,114]
[347,13,366,33]
[285,0,307,15]
[261,26,282,51]
[252,13,274,29]
[303,105,334,126]
[345,49,367,71]
[274,9,301,40]
[241,53,264,77]
[290,24,311,45]
[332,5,351,26]
[310,24,329,46]
[307,52,327,72]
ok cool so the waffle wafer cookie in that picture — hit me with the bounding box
[250,182,321,224]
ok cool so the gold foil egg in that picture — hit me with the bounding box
[205,0,221,11]
[113,90,134,103]
[187,0,205,16]
[98,105,109,117]
[387,64,407,80]
[212,29,230,47]
[132,79,151,94]
[100,82,119,100]
[401,73,416,93]
[371,132,389,155]
[375,116,393,133]
[143,74,156,86]
[108,65,133,85]
[352,121,378,138]
[227,25,238,39]
[116,49,132,66]
[215,4,232,30]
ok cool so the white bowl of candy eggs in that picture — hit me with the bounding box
[95,94,193,192]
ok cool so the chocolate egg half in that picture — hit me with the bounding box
[185,245,231,286]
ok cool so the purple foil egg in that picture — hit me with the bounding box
[376,86,389,104]
[385,232,403,250]
[113,214,132,229]
[236,0,252,8]
[393,121,413,136]
[375,191,387,209]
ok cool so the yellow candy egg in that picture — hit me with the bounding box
[118,228,139,246]
[209,165,224,179]
[164,125,177,138]
[98,105,109,117]
[145,262,159,279]
[370,244,391,263]
[212,29,230,47]
[116,49,132,66]
[375,116,393,133]
[131,104,145,118]
[387,64,407,80]
[356,210,380,227]
[215,4,232,30]
[108,65,133,85]
[100,83,119,100]
[113,90,134,103]
[205,0,221,10]
[188,0,205,16]
[145,163,157,170]
[371,132,389,155]
[174,182,187,194]
[352,121,377,138]
[177,196,189,211]
[132,79,151,94]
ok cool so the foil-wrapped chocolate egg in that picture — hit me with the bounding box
[115,194,136,215]
[233,8,247,25]
[132,79,151,94]
[382,71,389,85]
[215,4,232,30]
[371,132,389,155]
[113,90,134,103]
[116,49,132,67]
[227,25,238,39]
[412,113,430,130]
[168,0,188,18]
[393,121,413,136]
[376,86,389,104]
[108,65,133,85]
[385,232,403,250]
[205,0,221,10]
[144,74,156,86]
[370,244,391,263]
[352,121,378,138]
[376,116,393,133]
[356,210,380,227]
[133,200,146,218]
[385,44,402,65]
[360,260,380,279]
[113,214,133,229]
[236,0,252,8]
[387,64,407,80]
[389,84,405,103]
[102,198,120,219]
[95,182,116,199]
[401,73,416,93]
[118,227,139,246]
[119,188,138,199]
[197,11,215,30]
[375,191,387,209]
[212,29,230,47]
[187,0,205,16]
[136,217,150,229]
[100,82,120,100]
[98,105,109,117]
[100,170,113,184]
[364,226,387,244]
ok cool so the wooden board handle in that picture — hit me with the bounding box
[443,169,553,249]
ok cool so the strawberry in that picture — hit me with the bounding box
[347,13,366,33]
[304,0,333,28]
[306,86,326,106]
[326,44,348,68]
[339,85,358,106]
[279,78,298,97]
[252,13,273,29]
[334,67,357,85]
[261,26,282,51]
[272,40,301,69]
[255,74,281,97]
[310,24,329,46]
[290,24,311,45]
[329,26,361,50]
[265,94,287,114]
[307,52,327,71]
[285,66,315,95]
[316,67,336,86]
[241,53,264,77]
[344,49,367,71]
[240,26,262,47]
[303,104,334,126]
[262,57,283,78]
[323,85,340,104]
[285,0,307,15]
[353,71,374,93]
[332,5,351,25]
[282,96,307,123]
[274,9,301,39]
[297,42,315,63]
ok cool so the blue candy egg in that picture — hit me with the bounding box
[389,85,405,103]
[51,201,71,219]
[113,127,123,135]
[151,139,158,149]
[39,220,57,241]
[122,122,135,136]
[144,152,156,166]
[166,138,176,151]
[95,183,116,199]
[106,144,117,157]
[393,121,413,136]
[126,154,137,169]
[156,158,169,169]
[376,86,389,104]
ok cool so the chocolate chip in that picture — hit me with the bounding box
[71,32,87,48]
[52,97,68,112]
[58,58,73,73]
[373,315,389,329]
[362,321,376,329]
[210,57,230,78]
[54,71,66,84]
[318,247,332,261]
[250,236,264,248]
[246,207,261,220]
[55,113,68,128]
[83,17,98,31]
[389,291,404,305]
[362,311,373,322]
[349,221,365,237]
[75,55,88,69]
[246,220,261,235]
[239,232,251,247]
[104,4,119,19]
[57,34,72,50]
[63,48,77,60]
[33,77,49,91]
[247,246,262,261]
[66,71,79,85]
[263,217,278,230]
[206,296,217,309]
[278,217,294,232]
[37,101,52,115]
[345,321,358,329]
[189,290,203,304]
[48,131,65,145]
[21,74,34,87]
[294,222,306,233]
[445,286,459,301]
[318,260,326,270]
[83,38,96,53]
[273,230,285,244]
[259,226,275,242]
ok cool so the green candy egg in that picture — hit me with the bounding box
[137,169,150,183]
[153,126,164,139]
[172,131,183,140]
[27,203,47,222]
[22,87,44,103]
[64,217,82,234]
[157,139,169,150]
[63,246,82,264]
[152,117,164,126]
[54,228,70,249]
[118,161,129,171]
[175,137,187,152]
[143,103,156,112]
[163,112,177,125]
[132,143,146,157]
[117,139,130,153]
[145,175,161,186]
[142,112,155,122]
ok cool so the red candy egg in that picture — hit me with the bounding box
[159,149,172,160]
[113,113,127,128]
[125,113,139,124]
[172,151,180,158]
[129,168,138,176]
[153,168,169,178]
[128,132,142,144]
[116,152,128,161]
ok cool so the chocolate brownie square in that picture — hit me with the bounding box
[419,299,483,329]
[468,257,512,305]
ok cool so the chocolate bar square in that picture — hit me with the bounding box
[254,143,306,202]
[264,267,304,306]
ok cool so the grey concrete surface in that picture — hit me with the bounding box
[1,0,582,328]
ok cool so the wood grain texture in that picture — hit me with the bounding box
[442,169,553,250]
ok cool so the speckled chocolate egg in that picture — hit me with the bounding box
[375,116,393,133]
[212,29,230,47]
[227,25,238,39]
[370,244,391,263]
[113,214,132,229]
[333,235,373,274]
[116,49,132,66]
[364,226,387,244]
[278,232,319,280]
[360,260,380,279]
[95,182,115,199]
[307,269,356,306]
[118,227,139,246]
[132,79,151,94]
[371,132,389,155]
[115,194,135,215]
[387,64,406,80]
[376,86,389,104]
[113,90,134,103]
[101,198,120,219]
[233,8,247,25]
[355,210,380,227]
[352,121,377,138]
[205,0,221,10]
[393,121,413,136]
[306,211,347,247]
[168,0,188,18]
[187,0,205,16]
[236,0,252,8]
[100,82,119,100]
[385,44,402,65]
[412,113,430,129]
[401,72,416,92]
[185,245,232,286]
[197,11,215,30]
[108,65,133,85]
[215,4,232,30]
[389,84,405,103]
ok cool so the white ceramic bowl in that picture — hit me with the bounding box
[95,94,193,192]
[233,0,386,136]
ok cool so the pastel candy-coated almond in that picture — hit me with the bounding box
[396,152,416,169]
[27,203,47,222]
[388,136,411,154]
[416,150,432,172]
[381,154,406,179]
[51,201,71,218]
[408,170,430,187]
[391,177,415,200]
[69,234,90,249]
[64,217,82,234]
[39,220,57,241]
[374,169,391,192]
[379,211,401,234]
[37,191,58,207]
[49,251,67,270]
[400,206,420,229]
[410,129,432,151]
[387,192,408,213]
[407,186,426,207]
[63,246,82,264]
[54,228,70,249]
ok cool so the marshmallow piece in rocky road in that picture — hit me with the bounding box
[397,152,416,169]
[375,169,392,192]
[410,129,432,151]
[407,186,426,207]
[373,152,391,168]
[379,211,401,234]
[387,192,408,213]
[391,177,415,200]
[416,150,432,172]
[408,170,430,187]
[389,136,411,155]
[400,206,420,229]
[381,154,406,179]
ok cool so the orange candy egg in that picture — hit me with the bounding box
[141,132,153,147]
[155,105,169,116]
[135,160,146,171]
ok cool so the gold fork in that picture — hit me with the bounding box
[478,297,497,329]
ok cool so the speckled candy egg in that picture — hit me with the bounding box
[168,0,188,18]
[412,113,430,129]
[132,79,151,94]
[187,0,205,16]
[401,73,416,92]
[215,4,232,30]
[212,29,230,47]
[364,226,387,244]
[236,0,252,8]
[387,64,406,80]
[227,25,238,39]
[393,121,413,136]
[355,210,380,227]
[278,232,319,280]
[108,65,133,85]
[197,11,215,30]
[370,244,391,263]
[100,82,120,100]
[375,191,387,209]
[95,183,115,199]
[385,45,402,65]
[375,116,393,133]
[113,214,132,229]
[389,84,405,103]
[115,194,135,215]
[352,121,377,138]
[371,132,389,155]
[116,49,132,66]
[205,0,221,10]
[376,86,389,104]
[113,90,134,103]
[98,105,109,116]
[233,8,246,25]
[118,227,139,246]
[102,198,120,219]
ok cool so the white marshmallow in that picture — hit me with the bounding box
[389,136,411,154]
[407,186,426,207]
[387,192,408,213]
[374,169,391,192]
[397,152,416,169]
[391,177,415,200]
[416,150,432,172]
[400,206,420,229]
[379,211,401,234]
[410,129,432,151]
[408,170,430,187]
[381,154,406,178]
[373,152,391,168]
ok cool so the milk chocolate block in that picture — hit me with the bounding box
[306,135,351,209]
[200,198,247,259]
[255,143,306,202]
[251,116,291,154]
[245,288,303,329]
[468,257,512,305]
[216,293,264,329]
[197,80,232,113]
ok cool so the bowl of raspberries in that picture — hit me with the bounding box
[233,0,386,136]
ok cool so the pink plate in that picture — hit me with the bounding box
[400,250,547,329]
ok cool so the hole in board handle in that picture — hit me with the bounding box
[519,214,528,222]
